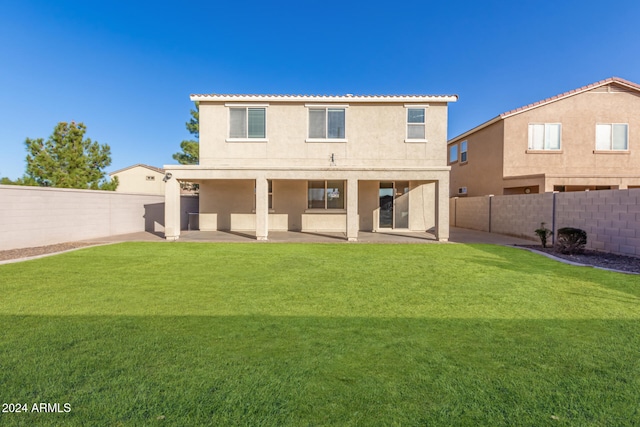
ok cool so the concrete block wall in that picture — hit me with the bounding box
[451,188,640,257]
[451,196,490,231]
[0,185,199,251]
[555,189,640,256]
[490,193,553,241]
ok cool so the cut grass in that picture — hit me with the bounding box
[0,242,639,426]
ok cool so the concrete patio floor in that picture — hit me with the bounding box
[84,227,536,246]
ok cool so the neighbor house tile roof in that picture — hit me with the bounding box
[109,164,165,176]
[499,77,640,118]
[449,77,640,144]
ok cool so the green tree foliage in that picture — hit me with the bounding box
[173,102,199,164]
[24,122,118,190]
[0,176,37,186]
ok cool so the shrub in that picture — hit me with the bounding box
[534,222,553,248]
[555,227,587,254]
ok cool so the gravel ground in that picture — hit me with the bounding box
[519,245,640,274]
[0,242,99,262]
[1,241,639,274]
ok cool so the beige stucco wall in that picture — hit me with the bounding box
[503,88,640,188]
[448,120,505,197]
[273,180,306,231]
[198,102,449,169]
[199,180,254,230]
[358,181,379,231]
[111,167,165,195]
[450,84,640,197]
[0,185,165,250]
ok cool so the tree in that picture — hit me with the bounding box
[173,102,199,165]
[24,122,118,190]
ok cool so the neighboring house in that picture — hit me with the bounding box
[110,164,166,195]
[448,77,640,197]
[163,93,457,241]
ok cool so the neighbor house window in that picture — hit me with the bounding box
[307,180,345,209]
[460,141,468,162]
[596,124,628,150]
[449,145,458,163]
[146,176,155,181]
[407,108,426,140]
[308,108,346,139]
[229,107,266,139]
[528,123,561,150]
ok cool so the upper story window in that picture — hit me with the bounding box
[146,175,155,181]
[528,123,561,150]
[460,141,468,162]
[406,107,426,141]
[307,107,346,141]
[596,123,628,151]
[449,145,458,163]
[229,107,266,140]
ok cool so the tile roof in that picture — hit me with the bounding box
[499,76,640,118]
[190,93,458,103]
[449,77,640,144]
[109,164,165,175]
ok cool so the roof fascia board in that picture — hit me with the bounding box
[448,116,502,144]
[190,94,458,103]
[500,77,640,119]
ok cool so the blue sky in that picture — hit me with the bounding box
[1,0,639,179]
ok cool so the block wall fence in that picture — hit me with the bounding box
[0,185,198,251]
[450,188,640,257]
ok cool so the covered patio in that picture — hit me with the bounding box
[163,166,451,243]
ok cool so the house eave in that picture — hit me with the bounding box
[190,94,458,103]
[448,116,502,144]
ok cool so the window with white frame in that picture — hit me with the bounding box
[307,180,345,209]
[308,108,346,139]
[596,123,628,151]
[460,141,468,162]
[229,107,266,139]
[528,123,561,150]
[449,144,458,163]
[407,108,426,140]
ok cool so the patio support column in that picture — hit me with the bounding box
[164,176,181,241]
[435,175,449,242]
[255,177,269,241]
[346,179,358,242]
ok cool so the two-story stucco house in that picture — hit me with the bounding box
[448,77,640,197]
[163,93,457,241]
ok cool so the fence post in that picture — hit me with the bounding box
[552,192,557,245]
[488,195,494,233]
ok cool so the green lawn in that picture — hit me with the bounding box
[0,242,639,426]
